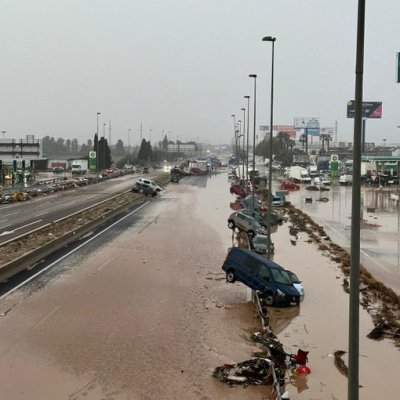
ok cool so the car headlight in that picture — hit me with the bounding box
[276,289,286,298]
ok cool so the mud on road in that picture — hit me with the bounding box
[0,173,399,399]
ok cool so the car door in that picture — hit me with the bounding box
[256,264,272,291]
[239,255,264,290]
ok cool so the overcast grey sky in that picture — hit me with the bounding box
[1,0,399,146]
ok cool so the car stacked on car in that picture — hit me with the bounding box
[224,168,304,307]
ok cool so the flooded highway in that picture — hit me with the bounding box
[284,181,400,293]
[0,171,398,399]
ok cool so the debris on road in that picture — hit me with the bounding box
[213,357,275,386]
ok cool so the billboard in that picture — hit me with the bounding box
[294,117,319,129]
[346,100,382,118]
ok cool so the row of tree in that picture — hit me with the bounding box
[41,134,195,169]
[234,132,333,167]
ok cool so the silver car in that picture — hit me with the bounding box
[227,211,267,239]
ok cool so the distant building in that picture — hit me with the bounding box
[167,143,196,155]
[0,135,42,161]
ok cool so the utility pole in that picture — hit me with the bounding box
[140,121,143,143]
[108,120,112,147]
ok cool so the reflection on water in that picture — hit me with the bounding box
[288,372,309,394]
[282,181,400,293]
[268,306,300,335]
[180,175,209,188]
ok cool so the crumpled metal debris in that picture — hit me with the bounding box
[213,357,274,385]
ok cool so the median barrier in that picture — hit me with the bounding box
[0,172,172,282]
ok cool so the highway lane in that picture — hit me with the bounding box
[0,173,267,400]
[0,173,160,243]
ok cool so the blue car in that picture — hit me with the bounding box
[222,247,300,307]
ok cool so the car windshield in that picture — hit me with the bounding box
[271,268,292,285]
[287,270,301,284]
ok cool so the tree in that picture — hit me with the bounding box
[115,139,125,155]
[65,139,71,153]
[137,139,152,163]
[71,138,79,154]
[162,135,168,150]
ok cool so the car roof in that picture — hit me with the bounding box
[228,247,284,269]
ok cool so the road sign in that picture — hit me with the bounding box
[89,151,96,158]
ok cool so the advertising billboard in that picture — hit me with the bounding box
[294,117,319,129]
[346,101,382,118]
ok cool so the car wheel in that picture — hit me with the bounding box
[152,192,157,197]
[226,270,236,283]
[247,230,255,239]
[230,188,234,194]
[227,220,235,230]
[263,293,274,306]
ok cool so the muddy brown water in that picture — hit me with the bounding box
[0,172,398,399]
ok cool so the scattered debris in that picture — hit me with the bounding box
[333,350,348,376]
[213,357,274,385]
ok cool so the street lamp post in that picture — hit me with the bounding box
[103,123,107,169]
[249,74,257,211]
[96,112,101,176]
[244,96,250,182]
[237,120,242,177]
[263,35,276,259]
[231,114,237,161]
[1,130,5,139]
[241,107,246,180]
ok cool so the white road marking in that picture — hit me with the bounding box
[320,220,392,273]
[0,201,150,300]
[32,305,62,330]
[35,212,48,217]
[14,220,43,231]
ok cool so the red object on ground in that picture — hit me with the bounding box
[296,365,311,375]
[280,180,300,190]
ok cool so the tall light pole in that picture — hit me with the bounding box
[241,107,246,180]
[244,96,250,182]
[249,74,257,211]
[348,2,365,399]
[237,120,242,176]
[1,130,5,139]
[96,112,101,176]
[263,35,276,259]
[128,128,131,153]
[231,114,237,162]
[103,123,107,169]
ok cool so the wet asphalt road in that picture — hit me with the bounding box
[0,172,398,399]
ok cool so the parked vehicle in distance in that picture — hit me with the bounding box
[137,178,163,192]
[288,166,311,184]
[272,194,286,207]
[71,159,88,175]
[222,247,300,306]
[280,180,300,191]
[339,174,353,186]
[251,234,275,254]
[314,175,331,186]
[132,181,158,197]
[227,211,267,238]
[230,184,247,198]
[286,270,304,301]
